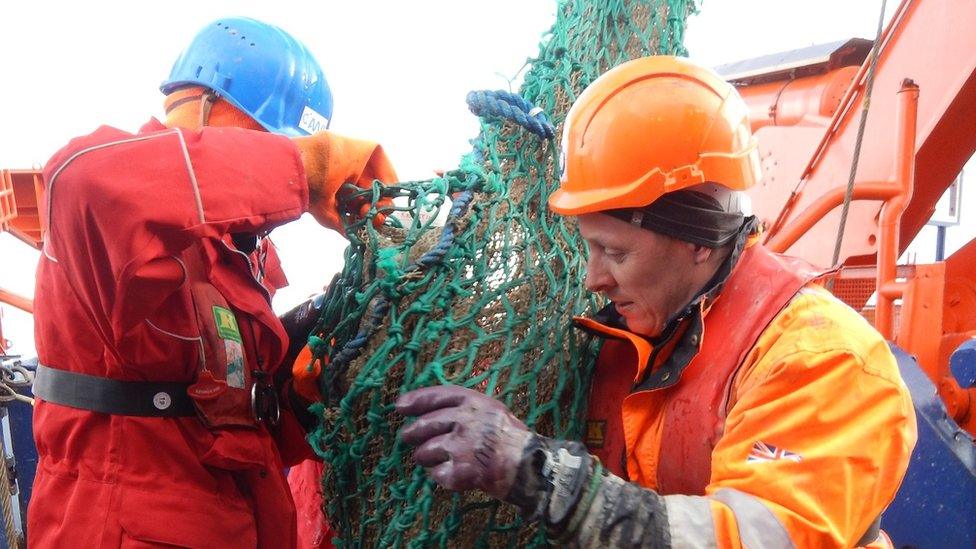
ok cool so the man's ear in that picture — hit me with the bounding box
[688,242,713,265]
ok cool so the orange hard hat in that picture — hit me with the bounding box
[549,56,760,215]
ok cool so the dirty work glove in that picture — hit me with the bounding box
[277,293,326,414]
[396,384,597,523]
[398,384,672,546]
[396,385,533,500]
[292,131,398,235]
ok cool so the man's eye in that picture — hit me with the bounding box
[605,250,624,260]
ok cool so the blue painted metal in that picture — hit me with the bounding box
[949,339,976,389]
[935,225,947,262]
[0,355,37,549]
[8,359,36,529]
[883,344,976,548]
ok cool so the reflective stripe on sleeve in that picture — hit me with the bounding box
[663,494,716,549]
[712,488,795,549]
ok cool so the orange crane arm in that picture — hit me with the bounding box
[743,0,976,268]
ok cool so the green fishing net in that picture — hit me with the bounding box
[306,0,696,546]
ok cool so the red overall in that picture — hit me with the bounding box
[30,120,314,548]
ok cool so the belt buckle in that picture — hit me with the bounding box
[250,373,280,426]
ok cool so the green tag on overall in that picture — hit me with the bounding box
[213,306,246,389]
[212,306,242,342]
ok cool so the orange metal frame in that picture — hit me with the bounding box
[0,169,45,250]
[747,0,976,267]
[738,0,976,433]
[875,80,918,338]
[766,79,918,340]
[0,169,42,344]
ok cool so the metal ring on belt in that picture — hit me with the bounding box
[251,378,280,426]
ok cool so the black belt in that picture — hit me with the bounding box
[33,364,196,417]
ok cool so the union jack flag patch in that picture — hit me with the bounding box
[747,441,803,463]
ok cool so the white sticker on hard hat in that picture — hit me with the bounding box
[299,106,330,134]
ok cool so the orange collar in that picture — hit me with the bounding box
[163,86,265,132]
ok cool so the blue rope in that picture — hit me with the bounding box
[416,191,473,268]
[322,191,476,403]
[466,90,555,139]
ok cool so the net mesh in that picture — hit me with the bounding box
[306,0,697,546]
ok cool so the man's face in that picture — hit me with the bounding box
[578,213,702,337]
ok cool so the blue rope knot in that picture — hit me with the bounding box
[466,90,555,139]
[321,190,477,405]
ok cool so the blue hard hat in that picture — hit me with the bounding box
[161,17,332,136]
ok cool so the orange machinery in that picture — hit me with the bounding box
[722,0,976,435]
[0,169,44,350]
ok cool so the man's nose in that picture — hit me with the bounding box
[584,257,613,294]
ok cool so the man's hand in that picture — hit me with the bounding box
[291,131,397,235]
[277,293,326,404]
[397,386,670,546]
[396,385,532,499]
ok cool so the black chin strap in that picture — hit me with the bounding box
[162,89,219,129]
[164,94,203,114]
[198,90,219,128]
[660,215,757,329]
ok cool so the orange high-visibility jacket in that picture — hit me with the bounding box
[581,244,917,548]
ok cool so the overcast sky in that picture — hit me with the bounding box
[0,0,936,355]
